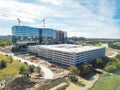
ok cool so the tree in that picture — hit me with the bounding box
[104,65,117,73]
[0,60,7,69]
[78,63,92,76]
[28,65,35,74]
[115,54,120,60]
[68,66,79,75]
[36,66,41,76]
[1,44,5,47]
[95,58,103,68]
[116,62,120,69]
[19,64,29,76]
[69,74,78,82]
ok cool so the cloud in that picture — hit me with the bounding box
[39,0,63,5]
[0,0,119,38]
[0,0,55,23]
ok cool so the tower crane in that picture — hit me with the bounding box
[41,18,46,28]
[17,18,22,26]
[41,16,50,28]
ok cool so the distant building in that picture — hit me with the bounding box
[101,44,108,48]
[113,42,120,46]
[12,26,67,49]
[28,44,106,66]
[0,35,12,40]
[67,37,86,44]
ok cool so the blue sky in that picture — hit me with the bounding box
[0,0,120,38]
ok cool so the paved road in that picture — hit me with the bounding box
[0,51,54,79]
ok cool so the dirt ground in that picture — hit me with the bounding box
[3,75,68,90]
[4,76,46,90]
[105,50,115,56]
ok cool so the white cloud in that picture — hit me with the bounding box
[0,28,11,35]
[40,0,63,5]
[0,0,119,38]
[0,0,55,23]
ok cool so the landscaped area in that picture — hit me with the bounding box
[0,54,22,80]
[89,54,120,90]
[0,45,120,90]
[66,82,81,90]
[89,73,120,90]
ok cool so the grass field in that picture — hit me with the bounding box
[89,74,120,90]
[0,54,23,80]
[66,82,81,90]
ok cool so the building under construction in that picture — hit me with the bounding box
[12,26,67,49]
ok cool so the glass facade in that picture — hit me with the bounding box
[12,26,67,48]
[56,31,67,43]
[12,26,40,45]
[41,28,57,44]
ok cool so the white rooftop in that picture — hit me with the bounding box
[30,44,105,53]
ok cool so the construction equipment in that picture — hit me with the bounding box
[17,18,22,26]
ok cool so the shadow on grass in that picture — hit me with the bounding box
[80,72,96,80]
[113,71,120,75]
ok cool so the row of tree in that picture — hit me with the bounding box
[68,57,109,79]
[0,40,12,47]
[68,63,93,77]
[104,54,120,73]
[68,54,120,83]
[68,54,120,75]
[108,43,120,49]
[19,64,41,77]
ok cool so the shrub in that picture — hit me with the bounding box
[19,64,29,76]
[0,60,7,69]
[69,74,78,82]
[68,66,79,75]
[115,62,120,69]
[95,58,103,68]
[36,66,41,76]
[28,65,35,73]
[115,54,120,60]
[104,65,117,73]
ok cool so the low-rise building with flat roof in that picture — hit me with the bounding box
[28,44,106,66]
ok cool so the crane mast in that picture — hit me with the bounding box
[17,18,22,26]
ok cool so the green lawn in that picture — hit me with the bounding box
[0,54,23,80]
[89,74,120,90]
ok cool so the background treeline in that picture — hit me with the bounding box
[0,40,12,47]
[108,43,120,49]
